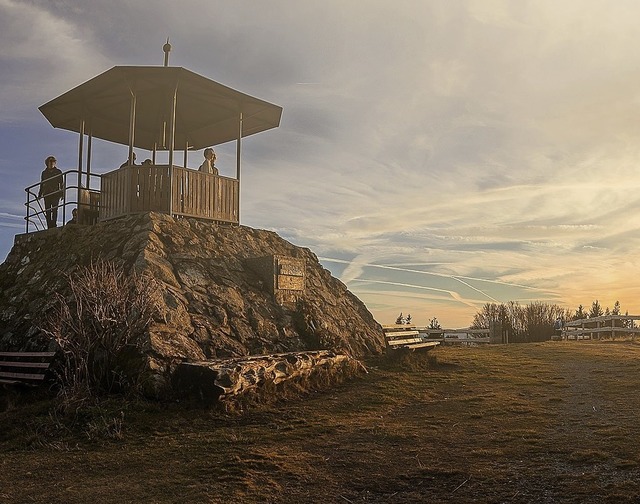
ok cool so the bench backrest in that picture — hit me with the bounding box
[0,351,56,385]
[384,330,422,348]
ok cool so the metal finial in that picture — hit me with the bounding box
[163,38,172,67]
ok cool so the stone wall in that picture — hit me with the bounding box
[0,213,385,395]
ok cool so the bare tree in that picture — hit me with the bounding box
[471,301,567,342]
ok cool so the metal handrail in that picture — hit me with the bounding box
[25,169,102,233]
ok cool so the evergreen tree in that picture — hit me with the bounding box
[395,312,404,325]
[612,301,621,316]
[405,314,412,325]
[589,300,603,318]
[428,317,442,330]
[573,304,586,321]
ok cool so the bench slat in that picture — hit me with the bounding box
[0,352,56,358]
[385,331,420,338]
[387,341,440,351]
[403,341,439,350]
[387,337,424,346]
[0,371,46,381]
[0,361,51,368]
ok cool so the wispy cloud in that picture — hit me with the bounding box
[2,1,640,325]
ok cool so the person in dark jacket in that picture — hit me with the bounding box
[67,208,78,225]
[38,155,64,228]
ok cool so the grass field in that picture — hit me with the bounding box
[2,341,640,503]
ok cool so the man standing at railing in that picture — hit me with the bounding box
[37,155,64,228]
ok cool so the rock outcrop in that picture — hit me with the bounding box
[0,212,384,395]
[173,350,361,404]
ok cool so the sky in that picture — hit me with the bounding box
[2,0,640,328]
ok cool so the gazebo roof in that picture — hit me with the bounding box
[39,65,283,150]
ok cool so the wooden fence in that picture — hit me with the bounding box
[560,315,640,340]
[100,165,238,223]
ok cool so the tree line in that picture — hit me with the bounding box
[470,299,631,342]
[395,299,631,343]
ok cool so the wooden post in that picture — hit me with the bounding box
[168,85,177,215]
[128,92,136,166]
[86,132,92,188]
[184,140,188,169]
[236,110,243,223]
[76,118,85,224]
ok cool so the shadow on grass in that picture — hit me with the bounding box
[377,348,461,373]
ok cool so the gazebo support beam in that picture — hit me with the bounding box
[168,84,178,215]
[77,118,84,222]
[128,93,136,164]
[237,111,243,224]
[86,132,92,188]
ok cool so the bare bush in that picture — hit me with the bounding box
[42,261,163,400]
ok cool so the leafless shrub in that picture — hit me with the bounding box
[42,260,163,402]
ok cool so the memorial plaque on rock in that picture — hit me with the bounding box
[279,260,304,277]
[277,274,304,291]
[245,254,305,301]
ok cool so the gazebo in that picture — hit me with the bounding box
[35,44,282,226]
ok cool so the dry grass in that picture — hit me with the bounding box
[2,341,640,503]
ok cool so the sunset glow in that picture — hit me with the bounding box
[2,0,640,327]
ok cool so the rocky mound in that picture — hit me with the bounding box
[0,212,384,395]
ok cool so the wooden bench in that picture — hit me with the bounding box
[383,326,440,352]
[0,351,56,386]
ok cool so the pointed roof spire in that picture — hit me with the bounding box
[163,38,172,67]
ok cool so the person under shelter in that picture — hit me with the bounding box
[120,152,137,168]
[67,208,78,225]
[198,148,219,175]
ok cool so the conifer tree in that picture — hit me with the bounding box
[573,304,586,321]
[589,300,603,318]
[612,301,621,315]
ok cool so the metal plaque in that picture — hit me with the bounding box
[277,275,304,291]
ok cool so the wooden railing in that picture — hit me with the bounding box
[172,168,238,221]
[100,165,238,223]
[560,315,640,340]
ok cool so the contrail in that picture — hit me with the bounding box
[319,256,550,304]
[350,279,483,308]
[318,257,545,292]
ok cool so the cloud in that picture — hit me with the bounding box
[0,0,111,119]
[4,1,640,324]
